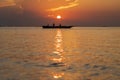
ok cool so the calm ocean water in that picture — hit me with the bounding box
[0,27,120,80]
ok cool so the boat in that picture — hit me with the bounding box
[42,26,72,28]
[42,24,72,29]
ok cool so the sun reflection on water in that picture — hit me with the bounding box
[51,29,65,79]
[53,29,63,55]
[52,58,63,62]
[53,72,64,79]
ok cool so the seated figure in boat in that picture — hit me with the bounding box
[59,24,61,27]
[53,23,55,27]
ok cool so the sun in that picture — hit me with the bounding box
[57,15,62,19]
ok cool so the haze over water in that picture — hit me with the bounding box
[0,27,120,80]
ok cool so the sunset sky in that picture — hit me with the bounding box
[0,0,120,26]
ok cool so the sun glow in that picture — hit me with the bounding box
[57,15,62,19]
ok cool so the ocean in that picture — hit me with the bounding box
[0,27,120,80]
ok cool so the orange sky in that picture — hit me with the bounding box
[0,0,120,26]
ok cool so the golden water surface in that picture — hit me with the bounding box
[0,27,120,80]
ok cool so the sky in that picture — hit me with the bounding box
[0,0,120,26]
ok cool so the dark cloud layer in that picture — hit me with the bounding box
[0,6,49,26]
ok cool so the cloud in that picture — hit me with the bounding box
[0,0,79,12]
[0,0,15,7]
[47,0,79,11]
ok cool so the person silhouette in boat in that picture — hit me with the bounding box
[53,23,55,27]
[59,24,61,27]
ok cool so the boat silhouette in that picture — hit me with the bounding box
[42,24,72,28]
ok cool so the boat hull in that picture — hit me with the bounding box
[42,26,72,29]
